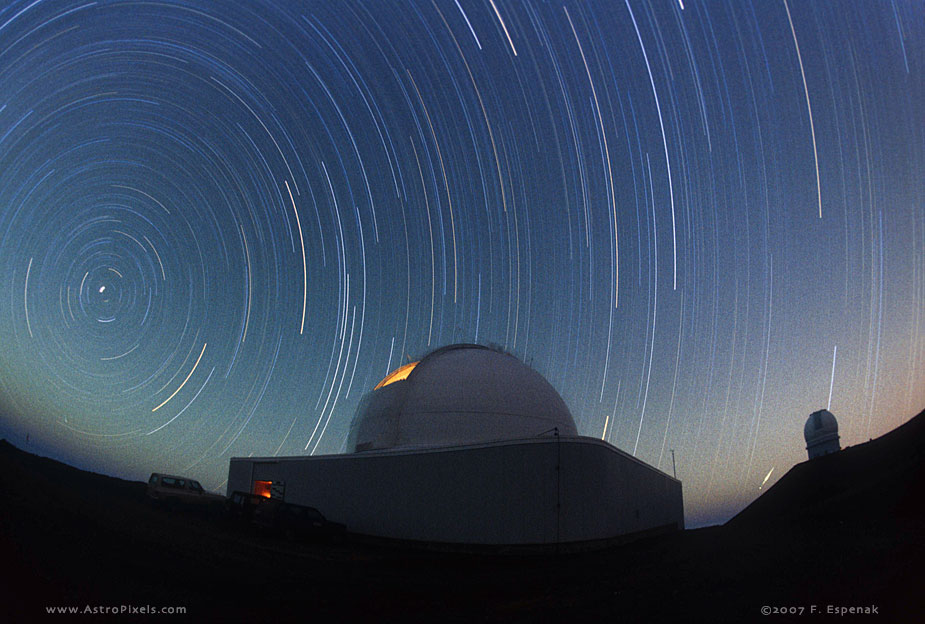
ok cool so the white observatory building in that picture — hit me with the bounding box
[804,409,841,460]
[228,344,684,547]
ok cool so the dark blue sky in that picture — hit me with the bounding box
[0,0,921,526]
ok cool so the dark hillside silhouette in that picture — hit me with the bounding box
[1,409,922,622]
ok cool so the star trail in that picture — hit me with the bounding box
[0,0,921,526]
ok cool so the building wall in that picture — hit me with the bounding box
[227,436,683,545]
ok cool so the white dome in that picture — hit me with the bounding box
[346,344,577,452]
[804,409,839,445]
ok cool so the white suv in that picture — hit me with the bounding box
[147,473,224,508]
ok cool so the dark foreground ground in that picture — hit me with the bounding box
[1,411,923,623]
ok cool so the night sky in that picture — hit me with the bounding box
[0,0,921,526]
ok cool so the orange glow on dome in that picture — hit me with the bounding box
[374,361,418,390]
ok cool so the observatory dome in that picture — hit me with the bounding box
[804,409,840,459]
[346,344,577,452]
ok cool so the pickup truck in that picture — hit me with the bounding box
[146,473,225,509]
[248,496,346,542]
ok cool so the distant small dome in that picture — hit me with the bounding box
[804,409,840,459]
[804,409,838,443]
[347,344,577,452]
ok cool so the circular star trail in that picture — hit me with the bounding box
[0,1,921,525]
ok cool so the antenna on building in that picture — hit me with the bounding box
[670,449,677,479]
[555,426,561,553]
